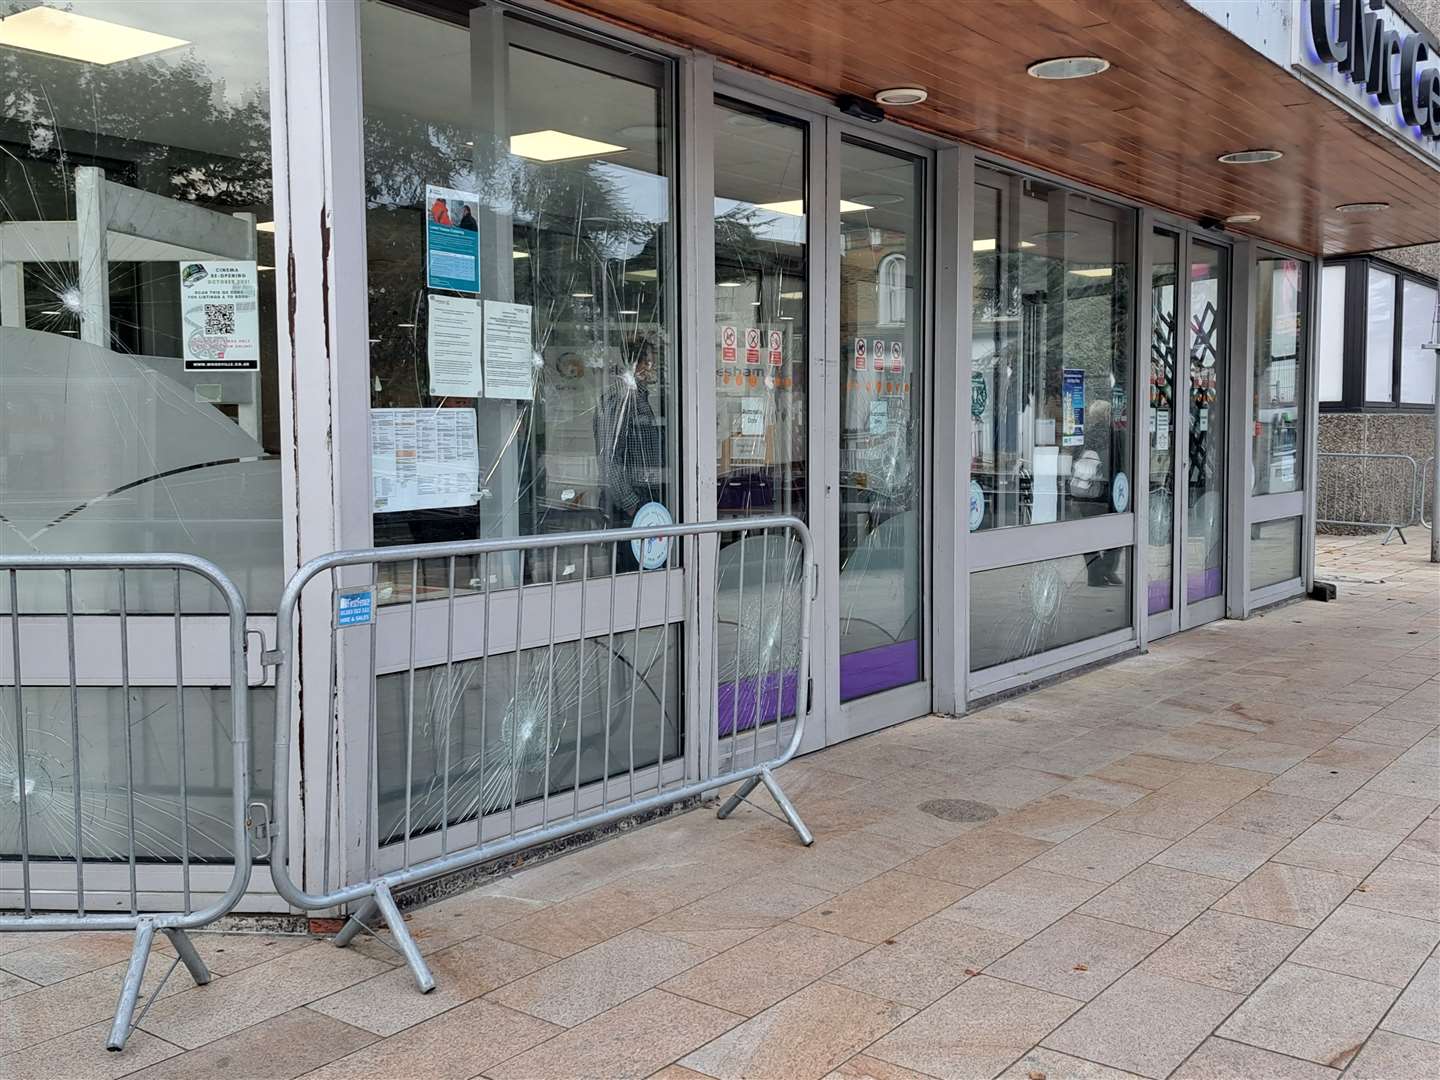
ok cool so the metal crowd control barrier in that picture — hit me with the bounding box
[266,516,814,1001]
[1316,451,1422,544]
[1423,456,1435,531]
[0,554,251,1051]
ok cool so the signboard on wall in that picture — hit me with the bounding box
[1294,0,1440,165]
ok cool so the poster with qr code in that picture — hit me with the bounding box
[179,260,261,370]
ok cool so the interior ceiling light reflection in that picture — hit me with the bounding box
[0,6,190,65]
[510,129,625,162]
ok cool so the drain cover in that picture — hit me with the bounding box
[918,798,997,823]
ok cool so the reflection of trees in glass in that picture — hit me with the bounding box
[0,48,271,216]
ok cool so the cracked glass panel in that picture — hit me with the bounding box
[837,138,924,701]
[1,684,272,866]
[0,0,282,613]
[971,168,1135,531]
[361,2,676,599]
[373,624,679,845]
[712,99,808,734]
[970,548,1132,672]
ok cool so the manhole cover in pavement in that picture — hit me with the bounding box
[917,798,997,822]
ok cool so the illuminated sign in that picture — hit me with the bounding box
[1299,0,1440,160]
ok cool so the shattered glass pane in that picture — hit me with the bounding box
[374,625,680,844]
[0,685,273,865]
[969,548,1132,671]
[837,139,924,700]
[362,3,676,598]
[0,0,282,612]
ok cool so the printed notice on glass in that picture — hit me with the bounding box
[1061,368,1086,447]
[179,260,261,370]
[425,184,481,293]
[1155,410,1171,451]
[483,300,534,400]
[427,295,483,397]
[371,407,480,513]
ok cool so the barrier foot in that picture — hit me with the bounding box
[162,929,212,988]
[715,775,762,820]
[333,898,380,949]
[108,919,156,1051]
[760,767,814,847]
[373,881,435,994]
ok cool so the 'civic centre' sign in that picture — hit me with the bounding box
[1299,0,1440,160]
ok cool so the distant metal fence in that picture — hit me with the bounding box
[1316,452,1423,545]
[265,516,815,1003]
[0,554,251,1051]
[1423,456,1435,531]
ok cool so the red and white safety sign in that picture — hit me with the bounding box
[721,325,737,363]
[872,338,885,371]
[853,337,867,371]
[889,340,904,372]
[745,327,761,364]
[767,328,783,367]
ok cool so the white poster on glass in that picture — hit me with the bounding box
[483,300,535,400]
[427,295,483,397]
[371,407,479,513]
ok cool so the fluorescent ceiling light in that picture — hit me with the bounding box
[0,6,190,65]
[780,291,804,299]
[754,199,872,216]
[255,221,276,233]
[396,322,416,328]
[257,265,275,271]
[1070,267,1113,278]
[717,281,746,288]
[571,291,594,298]
[626,268,658,280]
[973,238,1036,251]
[513,250,530,259]
[618,309,639,315]
[510,129,625,162]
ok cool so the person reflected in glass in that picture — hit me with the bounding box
[595,335,663,569]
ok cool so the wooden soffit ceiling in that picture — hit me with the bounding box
[552,0,1440,257]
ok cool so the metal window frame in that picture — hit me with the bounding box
[1324,254,1439,413]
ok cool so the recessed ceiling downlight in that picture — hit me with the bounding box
[874,87,928,106]
[1026,56,1110,80]
[1225,213,1262,224]
[1218,149,1284,164]
[1335,202,1389,213]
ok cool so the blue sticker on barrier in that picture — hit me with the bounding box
[336,589,375,627]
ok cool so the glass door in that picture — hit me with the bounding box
[828,131,929,740]
[1181,239,1229,627]
[712,95,823,757]
[1147,229,1180,636]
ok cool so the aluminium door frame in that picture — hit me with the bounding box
[1143,214,1239,638]
[712,67,941,747]
[824,119,937,744]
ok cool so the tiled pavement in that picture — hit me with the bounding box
[2,530,1437,1080]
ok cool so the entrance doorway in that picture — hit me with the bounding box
[711,92,932,750]
[1147,227,1232,637]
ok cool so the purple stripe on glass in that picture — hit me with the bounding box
[717,669,799,737]
[840,639,919,702]
[1147,578,1172,615]
[1186,565,1223,603]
